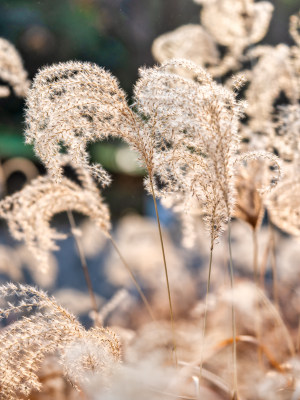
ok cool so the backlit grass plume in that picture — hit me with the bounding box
[198,0,274,53]
[0,37,30,97]
[152,24,219,75]
[263,105,300,236]
[272,105,300,170]
[0,283,120,400]
[245,44,297,133]
[267,180,300,237]
[134,59,241,244]
[152,0,273,78]
[133,59,252,245]
[0,159,110,271]
[25,61,133,184]
[234,160,265,231]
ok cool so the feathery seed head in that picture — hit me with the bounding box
[25,61,133,184]
[0,37,30,97]
[234,153,282,230]
[267,180,300,237]
[134,59,242,243]
[0,283,120,399]
[245,44,297,132]
[199,0,274,48]
[0,159,110,271]
[152,24,220,73]
[290,12,300,48]
[273,105,300,170]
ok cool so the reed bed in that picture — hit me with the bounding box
[0,1,300,399]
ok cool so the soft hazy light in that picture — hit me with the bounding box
[115,147,141,174]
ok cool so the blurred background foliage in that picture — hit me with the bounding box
[0,0,299,217]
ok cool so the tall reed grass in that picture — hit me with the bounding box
[0,1,300,399]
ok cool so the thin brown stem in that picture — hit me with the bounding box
[178,361,231,397]
[252,228,263,368]
[108,234,156,322]
[215,335,286,373]
[228,221,238,399]
[149,175,177,366]
[260,234,270,290]
[269,224,279,308]
[258,287,295,357]
[297,316,300,353]
[252,229,259,286]
[67,210,98,318]
[199,240,214,380]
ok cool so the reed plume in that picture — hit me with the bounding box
[272,105,300,169]
[0,37,30,97]
[133,58,244,244]
[267,180,300,237]
[134,58,243,394]
[245,44,297,133]
[199,0,274,70]
[290,12,300,47]
[152,24,219,75]
[290,12,300,95]
[25,61,132,184]
[0,283,120,400]
[152,0,273,78]
[264,105,300,237]
[0,158,110,272]
[234,161,264,231]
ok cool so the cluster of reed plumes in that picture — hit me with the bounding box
[1,1,300,399]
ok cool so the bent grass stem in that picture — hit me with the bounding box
[252,229,259,286]
[108,234,156,322]
[269,224,279,308]
[67,211,155,323]
[252,228,263,368]
[228,221,238,399]
[149,175,177,366]
[199,240,214,380]
[67,210,98,318]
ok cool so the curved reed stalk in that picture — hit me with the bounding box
[149,176,177,363]
[68,210,156,323]
[199,239,214,379]
[108,234,156,322]
[67,209,99,318]
[228,222,238,399]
